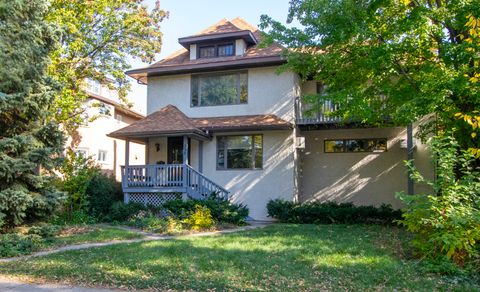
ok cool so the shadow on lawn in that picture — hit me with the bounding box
[0,224,475,291]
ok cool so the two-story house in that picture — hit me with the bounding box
[76,79,145,181]
[109,18,433,220]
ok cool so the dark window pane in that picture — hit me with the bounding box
[325,140,344,152]
[191,72,248,107]
[254,135,263,168]
[218,44,234,56]
[346,139,368,152]
[199,46,215,58]
[217,135,262,170]
[374,139,387,152]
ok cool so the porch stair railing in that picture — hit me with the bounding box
[121,164,229,200]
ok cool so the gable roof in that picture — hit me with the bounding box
[108,105,292,142]
[126,17,286,84]
[87,92,144,120]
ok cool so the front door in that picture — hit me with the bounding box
[167,137,190,164]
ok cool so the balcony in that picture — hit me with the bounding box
[295,97,342,125]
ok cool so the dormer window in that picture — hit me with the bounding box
[198,43,234,58]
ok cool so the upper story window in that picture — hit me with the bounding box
[191,71,248,107]
[198,43,234,58]
[86,79,101,94]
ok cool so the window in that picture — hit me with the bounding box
[217,135,262,170]
[199,46,215,58]
[324,138,387,153]
[97,150,107,162]
[116,114,123,123]
[217,44,234,56]
[198,43,234,58]
[74,148,88,158]
[98,102,110,116]
[191,71,247,107]
[86,79,100,94]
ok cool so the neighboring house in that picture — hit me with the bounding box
[75,79,145,181]
[109,18,433,220]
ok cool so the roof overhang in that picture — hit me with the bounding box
[178,30,257,48]
[126,56,286,84]
[108,130,212,143]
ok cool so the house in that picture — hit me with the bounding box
[75,79,146,181]
[109,18,433,220]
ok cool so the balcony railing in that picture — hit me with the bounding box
[295,97,342,125]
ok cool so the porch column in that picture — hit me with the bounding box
[145,138,150,164]
[125,138,130,166]
[198,140,203,172]
[183,136,189,165]
[407,124,414,195]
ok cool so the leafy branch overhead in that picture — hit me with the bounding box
[260,0,479,152]
[47,0,167,137]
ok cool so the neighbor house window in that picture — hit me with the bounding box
[97,150,107,162]
[86,79,100,94]
[217,135,262,170]
[74,148,88,158]
[191,71,247,107]
[198,43,234,58]
[324,138,387,153]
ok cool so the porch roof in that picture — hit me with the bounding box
[108,104,292,142]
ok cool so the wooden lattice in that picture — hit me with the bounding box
[127,193,182,207]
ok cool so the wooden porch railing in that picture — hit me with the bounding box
[121,164,229,200]
[295,96,342,125]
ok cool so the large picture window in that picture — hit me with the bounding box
[324,138,387,153]
[191,71,248,107]
[217,135,262,170]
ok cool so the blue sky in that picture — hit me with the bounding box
[127,0,292,114]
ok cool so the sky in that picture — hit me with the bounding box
[127,0,292,114]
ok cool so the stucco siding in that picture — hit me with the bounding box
[298,127,432,209]
[146,67,296,122]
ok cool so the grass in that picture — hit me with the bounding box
[0,225,144,258]
[0,224,478,291]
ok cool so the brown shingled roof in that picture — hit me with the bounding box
[126,17,286,83]
[108,105,292,141]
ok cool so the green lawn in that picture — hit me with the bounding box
[0,224,478,291]
[51,226,144,247]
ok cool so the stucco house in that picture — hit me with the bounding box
[75,79,145,181]
[109,18,433,220]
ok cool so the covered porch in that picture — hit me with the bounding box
[109,105,229,206]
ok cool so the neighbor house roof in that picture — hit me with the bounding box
[108,105,292,142]
[126,17,286,84]
[88,92,144,120]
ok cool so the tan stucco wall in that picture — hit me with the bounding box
[76,100,145,181]
[297,127,433,209]
[145,130,296,220]
[146,66,296,122]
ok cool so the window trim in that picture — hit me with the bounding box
[324,138,388,153]
[216,134,263,170]
[197,42,235,58]
[97,149,108,162]
[190,70,248,107]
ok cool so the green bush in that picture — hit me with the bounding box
[267,199,402,224]
[51,209,96,225]
[163,193,248,225]
[105,201,146,222]
[184,205,214,231]
[27,224,60,239]
[0,233,43,258]
[86,173,122,220]
[397,134,480,268]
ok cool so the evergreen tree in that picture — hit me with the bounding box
[0,0,65,230]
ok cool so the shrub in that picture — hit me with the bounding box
[0,233,43,258]
[105,201,146,222]
[86,173,122,220]
[128,210,168,233]
[51,209,96,225]
[163,193,248,225]
[397,134,480,268]
[27,224,61,239]
[184,205,214,231]
[267,199,402,224]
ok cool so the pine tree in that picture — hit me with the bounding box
[0,0,65,229]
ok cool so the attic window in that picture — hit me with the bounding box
[198,43,234,58]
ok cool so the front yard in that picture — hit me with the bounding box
[0,224,478,291]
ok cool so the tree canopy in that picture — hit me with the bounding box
[260,0,479,154]
[0,0,65,229]
[47,0,167,139]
